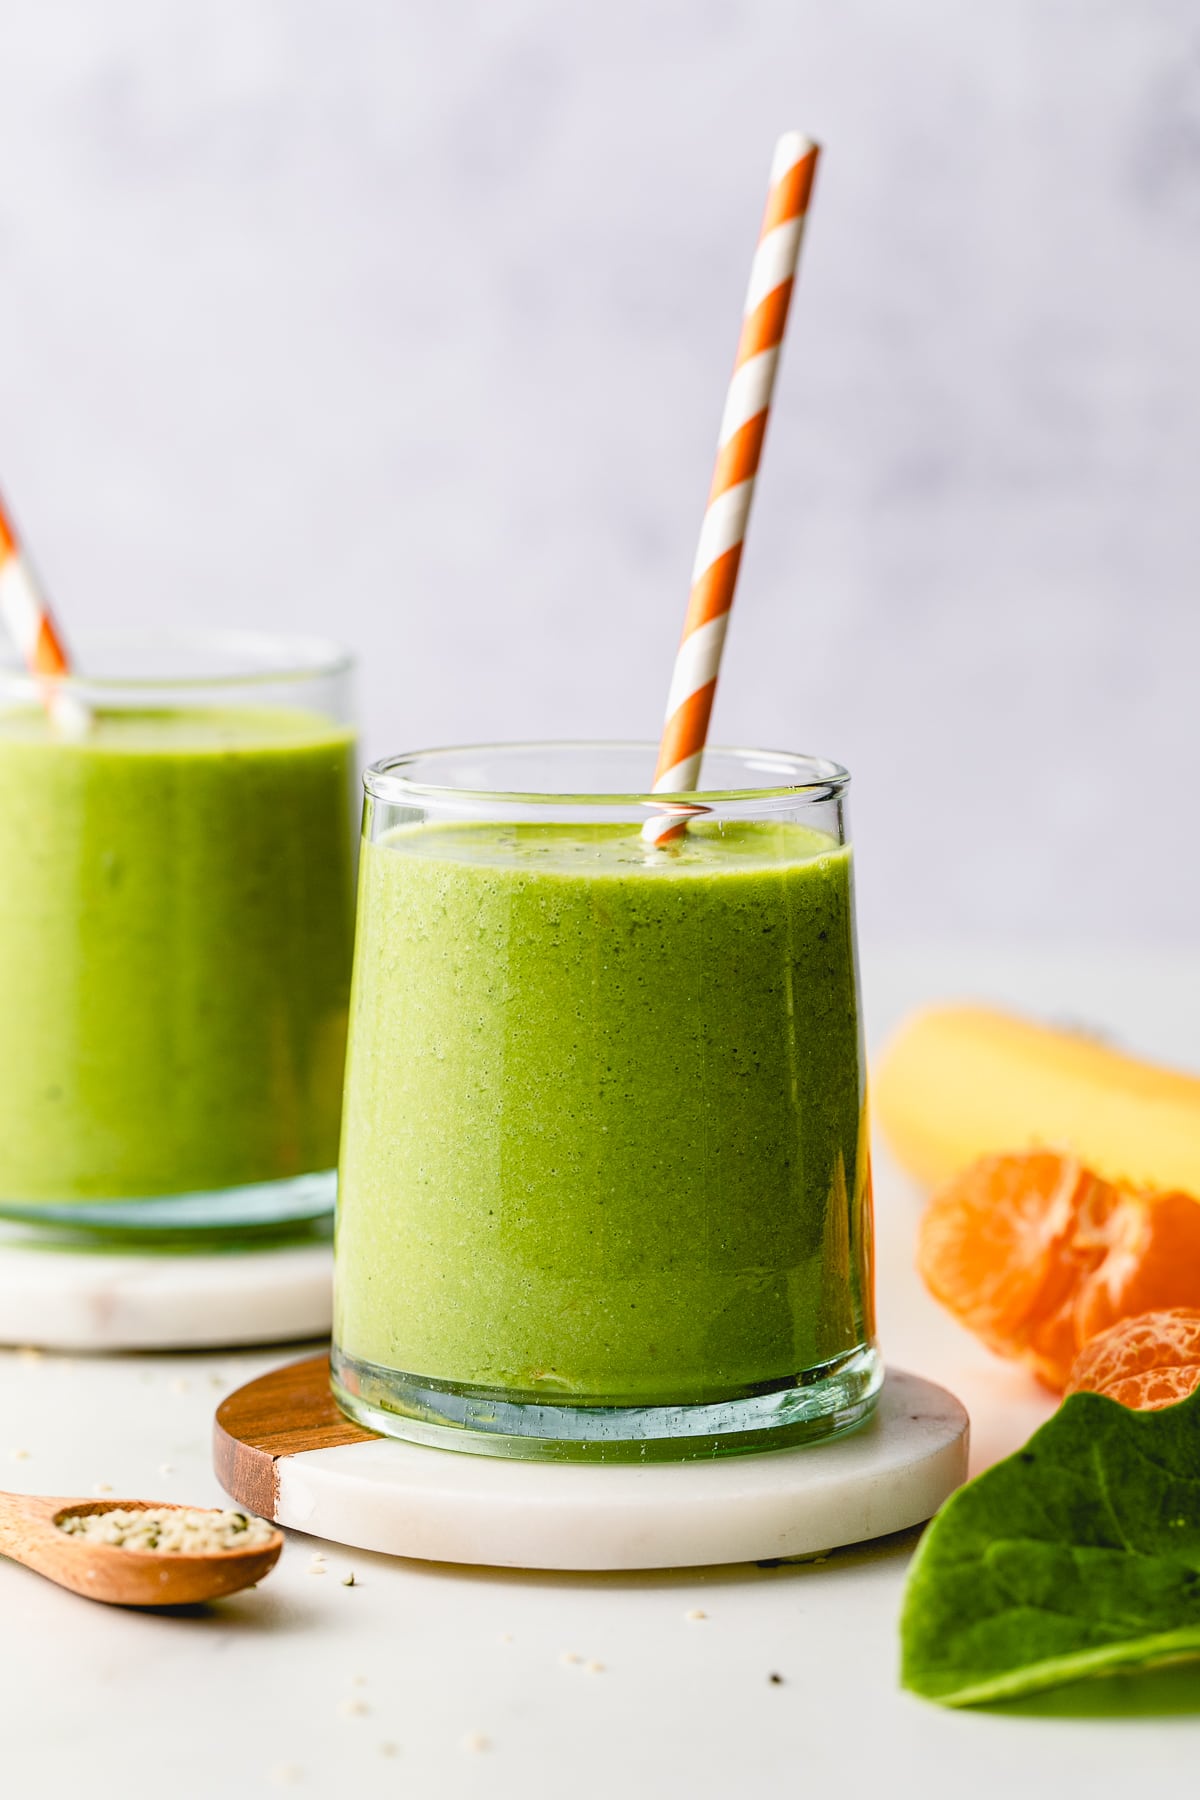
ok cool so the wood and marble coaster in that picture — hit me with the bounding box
[0,1238,332,1352]
[214,1357,968,1570]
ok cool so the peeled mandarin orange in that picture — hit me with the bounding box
[916,1152,1200,1390]
[1065,1308,1200,1410]
[1073,1191,1200,1343]
[916,1152,1117,1387]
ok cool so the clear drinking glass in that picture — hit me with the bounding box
[0,628,358,1239]
[332,743,879,1460]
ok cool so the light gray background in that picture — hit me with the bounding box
[0,0,1195,946]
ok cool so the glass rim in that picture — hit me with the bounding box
[0,626,353,694]
[363,741,851,808]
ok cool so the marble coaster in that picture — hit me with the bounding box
[215,1357,969,1569]
[0,1238,332,1352]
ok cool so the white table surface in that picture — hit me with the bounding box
[3,944,1199,1799]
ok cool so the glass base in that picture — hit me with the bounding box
[0,1170,336,1250]
[331,1341,884,1464]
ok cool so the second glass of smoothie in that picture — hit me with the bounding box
[333,743,878,1460]
[0,629,358,1232]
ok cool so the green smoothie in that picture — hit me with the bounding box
[334,818,874,1406]
[0,705,356,1202]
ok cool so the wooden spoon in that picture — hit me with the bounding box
[0,1492,283,1606]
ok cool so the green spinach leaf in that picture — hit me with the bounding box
[901,1384,1200,1706]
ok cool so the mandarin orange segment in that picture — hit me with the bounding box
[915,1150,1075,1339]
[916,1152,1117,1385]
[916,1152,1200,1390]
[1073,1191,1200,1344]
[1064,1308,1200,1410]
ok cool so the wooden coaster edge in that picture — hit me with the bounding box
[214,1352,378,1519]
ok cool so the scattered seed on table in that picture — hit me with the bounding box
[768,1672,785,1685]
[158,1464,174,1477]
[9,1448,29,1462]
[462,1732,490,1754]
[92,1482,113,1496]
[342,1572,357,1587]
[586,1661,605,1675]
[560,1651,582,1667]
[684,1608,707,1622]
[378,1742,399,1758]
[169,1378,190,1395]
[338,1699,369,1719]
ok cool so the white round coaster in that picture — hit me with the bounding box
[0,1238,332,1352]
[216,1360,968,1570]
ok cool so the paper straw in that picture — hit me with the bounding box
[644,133,819,844]
[0,493,89,735]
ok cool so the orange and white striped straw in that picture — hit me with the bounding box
[644,132,819,843]
[0,493,88,734]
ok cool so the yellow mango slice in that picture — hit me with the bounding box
[874,1005,1200,1195]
